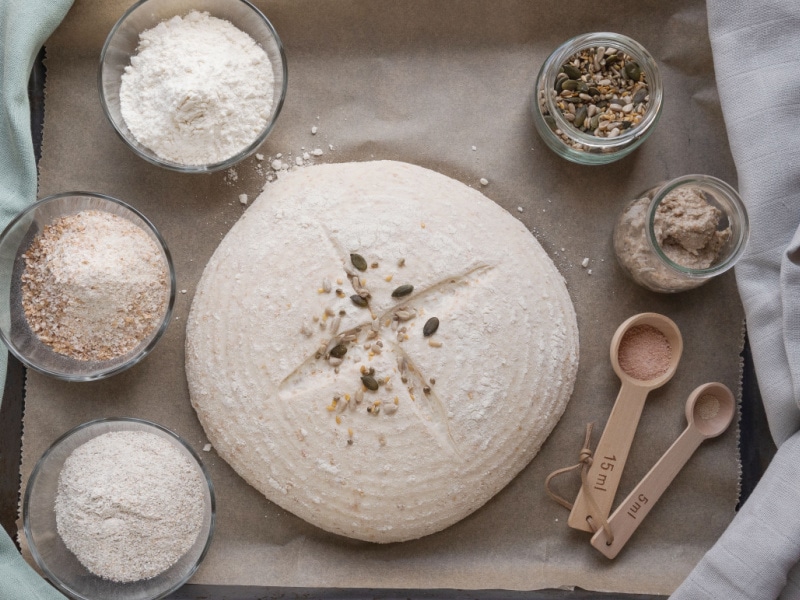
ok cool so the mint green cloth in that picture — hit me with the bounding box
[0,0,73,599]
[0,532,67,600]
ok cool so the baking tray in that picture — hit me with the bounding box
[0,43,776,600]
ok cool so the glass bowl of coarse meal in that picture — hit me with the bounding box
[0,192,175,381]
[24,418,215,600]
[99,0,288,172]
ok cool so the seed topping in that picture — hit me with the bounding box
[392,284,414,298]
[350,253,367,271]
[361,375,379,391]
[423,317,439,337]
[329,344,348,359]
[350,294,368,307]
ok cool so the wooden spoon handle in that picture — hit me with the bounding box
[590,425,705,558]
[568,382,649,532]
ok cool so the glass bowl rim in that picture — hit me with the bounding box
[97,0,289,173]
[0,191,176,381]
[644,174,750,278]
[23,417,216,600]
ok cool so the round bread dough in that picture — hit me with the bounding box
[186,161,579,543]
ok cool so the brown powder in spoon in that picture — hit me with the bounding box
[696,394,721,420]
[617,324,672,381]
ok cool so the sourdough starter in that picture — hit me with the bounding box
[613,185,732,292]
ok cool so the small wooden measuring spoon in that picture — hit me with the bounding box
[590,382,735,558]
[568,313,683,533]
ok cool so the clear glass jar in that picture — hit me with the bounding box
[531,32,663,165]
[613,175,749,293]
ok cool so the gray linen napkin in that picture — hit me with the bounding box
[672,1,800,598]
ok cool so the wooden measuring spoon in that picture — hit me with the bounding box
[590,382,735,558]
[568,313,683,533]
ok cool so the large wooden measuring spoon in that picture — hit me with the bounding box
[568,313,683,533]
[590,382,735,558]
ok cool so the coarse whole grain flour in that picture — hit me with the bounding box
[119,10,275,166]
[21,210,169,361]
[55,431,205,582]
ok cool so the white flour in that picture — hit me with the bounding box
[21,210,169,361]
[120,11,275,166]
[55,431,205,582]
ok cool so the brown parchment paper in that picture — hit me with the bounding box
[18,0,743,595]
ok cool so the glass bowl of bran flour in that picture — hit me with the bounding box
[24,418,215,600]
[99,0,288,172]
[0,192,175,380]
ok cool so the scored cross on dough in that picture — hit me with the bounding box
[186,160,579,543]
[278,261,494,458]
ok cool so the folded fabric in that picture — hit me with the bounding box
[0,530,67,600]
[0,0,74,598]
[672,1,800,598]
[672,430,800,599]
[0,0,74,399]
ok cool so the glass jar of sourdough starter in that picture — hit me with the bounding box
[613,175,749,293]
[532,32,663,165]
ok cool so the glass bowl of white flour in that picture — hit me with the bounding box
[99,0,287,172]
[0,192,176,381]
[23,418,215,600]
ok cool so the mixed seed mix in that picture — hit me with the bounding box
[539,45,650,148]
[302,253,446,441]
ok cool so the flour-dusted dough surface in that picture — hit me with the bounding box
[186,161,579,543]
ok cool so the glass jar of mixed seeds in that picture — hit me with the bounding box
[532,32,663,165]
[613,175,749,293]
